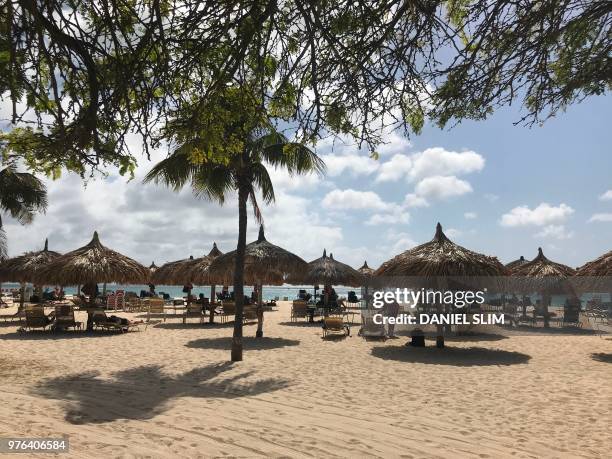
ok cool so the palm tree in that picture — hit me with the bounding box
[0,162,48,260]
[144,128,324,361]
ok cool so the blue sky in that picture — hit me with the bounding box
[2,94,611,270]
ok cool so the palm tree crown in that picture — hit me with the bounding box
[0,162,48,259]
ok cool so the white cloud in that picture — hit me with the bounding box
[500,203,574,227]
[464,212,477,219]
[374,147,484,183]
[365,212,410,226]
[445,228,463,238]
[321,189,392,211]
[407,147,484,182]
[588,213,612,223]
[414,176,473,200]
[320,154,379,177]
[599,190,612,201]
[534,225,574,240]
[403,193,430,208]
[375,154,412,182]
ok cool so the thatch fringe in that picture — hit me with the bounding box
[510,247,575,278]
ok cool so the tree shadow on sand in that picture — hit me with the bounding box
[185,336,299,351]
[591,352,612,363]
[32,362,290,424]
[278,321,321,328]
[153,321,237,330]
[371,345,531,366]
[0,330,121,341]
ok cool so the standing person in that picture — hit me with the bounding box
[182,283,193,304]
[384,300,400,338]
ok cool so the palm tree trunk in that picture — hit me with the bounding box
[209,285,216,323]
[231,184,249,361]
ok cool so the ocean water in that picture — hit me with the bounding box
[0,283,358,301]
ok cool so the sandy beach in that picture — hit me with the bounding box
[0,302,610,458]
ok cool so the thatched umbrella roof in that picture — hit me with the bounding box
[375,223,507,277]
[575,250,612,277]
[151,255,196,285]
[571,250,612,293]
[505,255,530,270]
[358,261,375,276]
[295,249,364,287]
[510,247,575,278]
[34,232,149,285]
[0,238,61,283]
[209,227,307,285]
[172,242,225,285]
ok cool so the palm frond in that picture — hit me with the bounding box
[248,187,263,224]
[260,141,325,176]
[143,148,198,191]
[250,162,275,204]
[0,220,7,261]
[192,165,234,204]
[0,166,48,225]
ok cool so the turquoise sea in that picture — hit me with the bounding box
[0,283,358,301]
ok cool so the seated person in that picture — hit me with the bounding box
[347,291,359,303]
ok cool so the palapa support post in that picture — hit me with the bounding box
[209,285,216,323]
[256,283,264,338]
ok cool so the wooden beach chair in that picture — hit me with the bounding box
[147,298,166,322]
[220,301,235,323]
[291,300,309,322]
[19,305,54,332]
[92,311,145,333]
[182,303,204,324]
[322,316,350,338]
[0,308,25,323]
[53,305,82,331]
[358,309,386,340]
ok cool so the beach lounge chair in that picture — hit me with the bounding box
[220,301,235,323]
[291,300,309,322]
[183,303,205,324]
[243,305,258,323]
[322,316,350,338]
[147,298,166,322]
[53,305,82,331]
[0,308,25,323]
[92,311,145,332]
[358,309,386,340]
[19,305,54,332]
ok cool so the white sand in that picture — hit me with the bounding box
[0,302,610,458]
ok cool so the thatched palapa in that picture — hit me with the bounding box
[0,238,61,283]
[573,249,612,293]
[375,223,507,278]
[575,250,612,277]
[34,232,149,285]
[173,242,224,285]
[297,249,364,287]
[358,261,375,277]
[151,255,196,285]
[510,248,575,278]
[505,255,530,270]
[209,227,306,286]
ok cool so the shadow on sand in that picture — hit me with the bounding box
[152,321,238,330]
[32,362,290,424]
[591,352,612,363]
[0,330,122,340]
[185,336,300,351]
[371,345,531,366]
[278,321,321,328]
